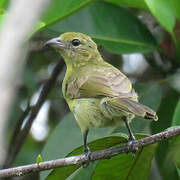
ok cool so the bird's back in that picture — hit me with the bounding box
[63,61,137,101]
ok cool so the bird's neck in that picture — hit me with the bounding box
[64,53,103,70]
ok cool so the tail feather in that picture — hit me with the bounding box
[105,97,158,121]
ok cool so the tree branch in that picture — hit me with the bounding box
[0,126,180,178]
[7,102,31,153]
[3,60,65,168]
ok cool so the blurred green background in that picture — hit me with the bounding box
[1,0,180,179]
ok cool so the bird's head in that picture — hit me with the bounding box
[45,32,102,67]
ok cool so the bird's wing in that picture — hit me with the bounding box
[66,66,137,99]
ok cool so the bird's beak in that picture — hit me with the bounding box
[44,37,65,49]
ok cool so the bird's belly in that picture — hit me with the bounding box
[68,98,125,132]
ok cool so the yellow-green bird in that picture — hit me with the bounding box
[45,32,158,162]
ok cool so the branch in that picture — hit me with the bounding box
[3,60,65,168]
[0,127,180,178]
[7,102,31,152]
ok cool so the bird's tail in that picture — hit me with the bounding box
[103,97,158,121]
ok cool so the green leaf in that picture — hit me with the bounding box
[46,134,156,180]
[92,143,156,180]
[151,90,180,180]
[171,0,180,21]
[41,0,91,25]
[144,0,176,35]
[169,98,180,172]
[176,166,180,178]
[46,135,127,180]
[45,2,157,54]
[172,98,180,126]
[168,135,180,168]
[158,135,180,180]
[36,154,42,165]
[151,90,179,133]
[71,162,98,180]
[105,0,148,11]
[135,83,162,112]
[0,0,8,9]
[40,113,113,180]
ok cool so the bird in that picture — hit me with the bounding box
[45,32,158,165]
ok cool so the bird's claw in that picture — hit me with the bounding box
[83,146,91,168]
[127,135,137,157]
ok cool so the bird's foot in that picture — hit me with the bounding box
[83,146,91,168]
[127,135,137,157]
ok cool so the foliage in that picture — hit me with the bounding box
[1,0,180,180]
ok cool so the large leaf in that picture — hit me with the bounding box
[105,0,148,10]
[41,0,91,25]
[168,135,180,168]
[70,162,98,180]
[144,0,176,35]
[40,113,113,180]
[46,134,156,180]
[92,144,156,180]
[151,90,180,180]
[46,135,128,180]
[151,89,179,133]
[170,99,180,170]
[45,2,157,54]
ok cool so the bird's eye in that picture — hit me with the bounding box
[71,39,81,46]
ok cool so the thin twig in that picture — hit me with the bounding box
[0,126,180,178]
[7,102,31,153]
[3,60,64,168]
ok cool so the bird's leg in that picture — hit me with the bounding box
[122,117,137,156]
[83,130,91,167]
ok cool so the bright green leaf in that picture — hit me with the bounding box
[105,0,148,10]
[41,0,91,25]
[0,0,8,9]
[144,0,176,35]
[36,154,42,165]
[172,98,180,126]
[45,2,157,54]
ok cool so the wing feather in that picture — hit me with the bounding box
[66,64,137,99]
